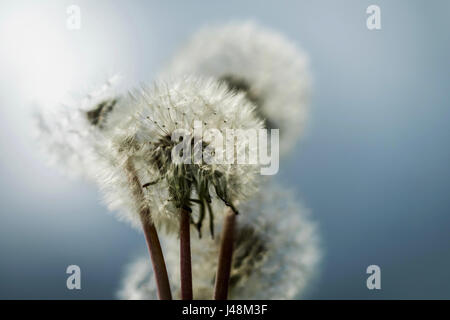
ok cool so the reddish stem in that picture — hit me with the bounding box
[126,159,172,300]
[180,207,193,300]
[141,213,172,300]
[214,208,236,300]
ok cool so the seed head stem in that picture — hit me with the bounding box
[126,159,172,300]
[180,207,193,300]
[140,213,172,300]
[214,208,236,300]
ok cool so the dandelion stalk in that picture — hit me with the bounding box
[179,207,193,300]
[126,160,172,300]
[140,212,172,300]
[214,208,236,300]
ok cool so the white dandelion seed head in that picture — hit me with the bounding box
[100,77,264,233]
[33,74,125,180]
[163,21,311,155]
[117,183,321,300]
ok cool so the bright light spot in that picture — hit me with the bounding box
[0,5,77,107]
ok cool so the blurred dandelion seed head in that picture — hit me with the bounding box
[163,21,311,155]
[34,75,124,180]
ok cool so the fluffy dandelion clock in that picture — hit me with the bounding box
[163,21,311,155]
[34,75,124,180]
[117,183,321,300]
[102,77,263,233]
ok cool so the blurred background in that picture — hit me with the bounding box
[0,0,449,299]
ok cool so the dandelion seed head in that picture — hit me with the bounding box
[34,75,124,180]
[163,21,311,155]
[101,77,264,233]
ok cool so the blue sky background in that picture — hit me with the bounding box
[0,0,449,299]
